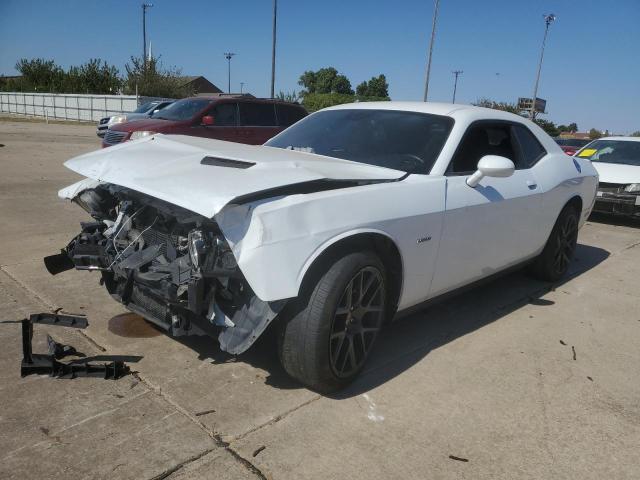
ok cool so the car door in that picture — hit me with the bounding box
[238,102,280,144]
[428,121,547,297]
[192,102,242,142]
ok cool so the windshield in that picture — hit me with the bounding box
[134,102,158,114]
[265,109,454,174]
[576,140,640,166]
[151,98,211,121]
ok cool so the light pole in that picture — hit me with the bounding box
[423,0,441,102]
[530,13,556,119]
[224,52,236,93]
[451,70,463,103]
[142,3,153,67]
[240,82,245,94]
[270,0,277,98]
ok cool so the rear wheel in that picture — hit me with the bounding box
[278,251,386,392]
[530,203,579,281]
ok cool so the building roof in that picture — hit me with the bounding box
[178,76,222,94]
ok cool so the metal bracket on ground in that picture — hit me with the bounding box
[21,312,130,380]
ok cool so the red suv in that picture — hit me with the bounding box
[102,96,307,147]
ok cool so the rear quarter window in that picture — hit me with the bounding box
[239,103,277,127]
[513,124,547,168]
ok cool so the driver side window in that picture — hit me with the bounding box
[448,122,517,175]
[209,103,238,126]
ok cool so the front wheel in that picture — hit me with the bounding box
[530,203,579,282]
[277,251,387,392]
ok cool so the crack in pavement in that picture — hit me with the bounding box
[233,395,321,442]
[132,372,268,480]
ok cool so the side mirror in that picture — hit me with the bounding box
[201,115,215,126]
[466,155,515,188]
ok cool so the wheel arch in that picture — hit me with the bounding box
[297,229,405,318]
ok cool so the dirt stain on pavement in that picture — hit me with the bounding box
[108,313,162,338]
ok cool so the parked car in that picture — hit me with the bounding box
[575,137,640,217]
[96,100,173,138]
[101,96,308,147]
[47,102,597,392]
[554,138,591,156]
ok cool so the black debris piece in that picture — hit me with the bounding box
[46,334,83,359]
[449,455,469,462]
[252,446,266,457]
[559,340,567,346]
[572,346,577,361]
[587,376,594,382]
[20,312,130,380]
[194,409,217,417]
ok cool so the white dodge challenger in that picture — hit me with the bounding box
[47,102,598,391]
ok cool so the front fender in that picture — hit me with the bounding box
[215,176,447,308]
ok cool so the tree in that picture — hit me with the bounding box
[298,67,353,95]
[356,74,389,98]
[472,98,521,115]
[10,57,121,93]
[588,128,603,140]
[124,55,192,98]
[568,122,578,133]
[534,119,560,137]
[276,90,301,103]
[631,131,640,137]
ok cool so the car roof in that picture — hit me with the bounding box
[593,136,640,142]
[195,95,302,106]
[324,101,530,123]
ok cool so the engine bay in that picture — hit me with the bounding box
[45,184,284,354]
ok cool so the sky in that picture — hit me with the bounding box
[1,0,638,133]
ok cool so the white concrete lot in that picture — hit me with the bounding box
[0,119,638,479]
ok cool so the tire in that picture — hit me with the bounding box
[278,251,387,392]
[530,203,579,282]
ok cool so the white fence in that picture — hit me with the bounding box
[0,92,145,122]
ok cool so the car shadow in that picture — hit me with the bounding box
[173,243,610,397]
[588,212,640,228]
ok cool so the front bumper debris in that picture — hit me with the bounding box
[20,312,130,380]
[593,184,640,216]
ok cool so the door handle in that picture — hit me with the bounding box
[526,180,537,190]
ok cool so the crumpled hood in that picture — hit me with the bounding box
[592,162,640,184]
[62,134,404,218]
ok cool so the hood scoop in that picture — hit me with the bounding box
[201,156,255,169]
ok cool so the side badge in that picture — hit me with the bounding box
[417,236,432,244]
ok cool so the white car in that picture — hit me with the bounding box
[96,100,173,138]
[47,102,598,391]
[574,136,640,217]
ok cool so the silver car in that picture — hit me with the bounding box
[96,100,173,137]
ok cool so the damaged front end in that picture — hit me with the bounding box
[46,183,284,354]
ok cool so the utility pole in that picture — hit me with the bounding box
[451,70,463,103]
[142,3,153,68]
[224,52,236,93]
[240,82,245,94]
[530,13,556,119]
[423,0,441,102]
[270,0,277,98]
